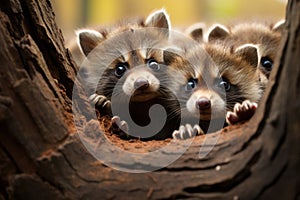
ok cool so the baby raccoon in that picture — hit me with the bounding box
[77,9,181,140]
[165,43,263,139]
[205,20,285,86]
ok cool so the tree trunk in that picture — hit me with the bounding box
[0,0,299,199]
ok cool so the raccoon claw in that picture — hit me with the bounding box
[172,124,204,140]
[226,100,258,125]
[111,116,129,133]
[111,116,130,139]
[89,94,106,106]
[89,94,112,116]
[226,111,239,124]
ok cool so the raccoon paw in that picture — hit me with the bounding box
[172,124,204,140]
[111,116,130,139]
[226,100,258,125]
[89,94,112,116]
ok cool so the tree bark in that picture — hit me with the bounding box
[0,0,299,199]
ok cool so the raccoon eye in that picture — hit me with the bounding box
[147,59,160,71]
[115,63,128,77]
[185,78,197,91]
[218,79,231,92]
[261,57,273,70]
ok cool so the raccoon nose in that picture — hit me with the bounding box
[134,78,149,90]
[196,98,211,110]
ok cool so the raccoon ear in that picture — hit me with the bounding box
[185,23,206,42]
[76,29,104,56]
[207,24,230,42]
[145,9,171,30]
[272,19,285,32]
[235,44,259,67]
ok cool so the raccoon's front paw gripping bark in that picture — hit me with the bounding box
[172,124,204,140]
[89,94,112,116]
[226,100,258,125]
[111,116,130,139]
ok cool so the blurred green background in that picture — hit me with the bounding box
[51,0,286,39]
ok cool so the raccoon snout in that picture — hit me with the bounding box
[134,78,150,90]
[196,98,211,110]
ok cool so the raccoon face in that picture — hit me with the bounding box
[165,43,262,121]
[184,77,227,120]
[257,54,274,87]
[163,47,228,120]
[116,55,162,102]
[257,38,280,82]
[102,47,167,102]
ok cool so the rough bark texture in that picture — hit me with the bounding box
[0,0,299,199]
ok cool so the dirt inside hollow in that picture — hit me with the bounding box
[77,114,246,154]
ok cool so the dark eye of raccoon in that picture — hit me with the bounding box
[218,79,231,92]
[185,78,197,91]
[261,57,273,70]
[115,63,128,77]
[147,59,160,71]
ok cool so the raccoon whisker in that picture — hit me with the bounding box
[167,110,181,121]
